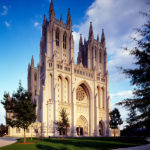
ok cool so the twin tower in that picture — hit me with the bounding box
[40,0,107,73]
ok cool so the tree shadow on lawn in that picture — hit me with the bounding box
[36,137,140,150]
[37,144,68,150]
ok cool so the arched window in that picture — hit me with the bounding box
[63,32,67,49]
[56,29,59,46]
[34,73,37,81]
[58,76,62,101]
[64,78,69,103]
[97,86,100,108]
[100,87,105,109]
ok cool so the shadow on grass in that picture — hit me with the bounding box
[37,144,68,150]
[36,137,148,150]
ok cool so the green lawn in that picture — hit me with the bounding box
[0,137,149,150]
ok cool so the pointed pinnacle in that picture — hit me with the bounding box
[60,14,63,22]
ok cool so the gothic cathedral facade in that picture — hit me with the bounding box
[27,1,111,137]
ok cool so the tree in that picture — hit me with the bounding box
[0,124,8,137]
[118,10,150,135]
[126,108,137,128]
[1,82,36,143]
[109,108,123,137]
[55,108,70,136]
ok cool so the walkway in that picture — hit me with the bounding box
[112,138,150,150]
[0,137,17,147]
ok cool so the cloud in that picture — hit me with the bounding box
[34,22,39,27]
[1,5,8,16]
[110,90,133,100]
[4,21,10,28]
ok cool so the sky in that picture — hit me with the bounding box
[0,0,149,128]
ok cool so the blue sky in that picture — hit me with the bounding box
[0,0,149,127]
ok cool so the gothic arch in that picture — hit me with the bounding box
[75,80,93,136]
[75,80,92,100]
[64,76,70,82]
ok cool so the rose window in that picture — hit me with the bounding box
[76,86,86,101]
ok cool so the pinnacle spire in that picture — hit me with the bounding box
[67,8,72,28]
[97,34,99,42]
[49,0,55,21]
[101,29,105,46]
[79,34,83,45]
[31,55,34,66]
[60,14,62,21]
[89,22,94,41]
[43,14,46,25]
[42,15,47,36]
[84,37,86,44]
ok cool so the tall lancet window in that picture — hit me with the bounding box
[97,86,100,108]
[100,87,105,109]
[99,51,101,63]
[64,78,69,103]
[95,47,97,61]
[56,29,59,46]
[63,32,67,49]
[58,76,62,101]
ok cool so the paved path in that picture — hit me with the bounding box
[0,137,17,147]
[112,138,150,150]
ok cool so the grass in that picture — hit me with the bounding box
[0,137,149,150]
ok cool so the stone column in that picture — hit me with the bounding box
[62,77,64,103]
[71,87,77,136]
[41,85,47,137]
[106,72,110,136]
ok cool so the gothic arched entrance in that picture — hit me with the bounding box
[76,115,88,136]
[76,82,91,136]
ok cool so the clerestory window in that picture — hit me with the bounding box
[63,32,67,49]
[99,51,101,63]
[56,29,59,46]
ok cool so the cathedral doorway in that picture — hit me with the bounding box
[99,121,104,136]
[76,127,83,136]
[76,115,88,136]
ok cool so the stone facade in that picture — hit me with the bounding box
[9,0,110,137]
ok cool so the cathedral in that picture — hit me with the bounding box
[8,0,111,137]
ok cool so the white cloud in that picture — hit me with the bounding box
[4,21,10,28]
[110,90,133,100]
[1,5,8,16]
[34,22,39,27]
